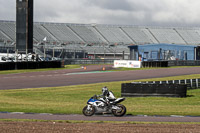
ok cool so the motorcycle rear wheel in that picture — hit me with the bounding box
[82,105,95,116]
[112,104,126,117]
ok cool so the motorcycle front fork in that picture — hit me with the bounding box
[87,105,93,111]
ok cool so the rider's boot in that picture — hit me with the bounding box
[106,102,111,111]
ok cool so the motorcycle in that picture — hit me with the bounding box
[82,92,126,117]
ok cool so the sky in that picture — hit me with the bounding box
[0,0,200,27]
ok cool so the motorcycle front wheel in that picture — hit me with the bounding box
[112,104,126,117]
[82,105,95,116]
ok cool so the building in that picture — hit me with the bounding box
[129,43,200,61]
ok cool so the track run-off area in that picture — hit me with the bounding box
[0,65,200,122]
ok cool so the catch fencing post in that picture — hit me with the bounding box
[196,79,198,89]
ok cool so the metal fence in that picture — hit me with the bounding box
[168,60,200,66]
[134,78,200,90]
[64,59,114,65]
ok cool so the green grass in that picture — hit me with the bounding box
[0,75,200,116]
[0,65,81,75]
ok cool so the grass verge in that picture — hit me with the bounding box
[0,74,200,116]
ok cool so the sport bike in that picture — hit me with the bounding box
[82,92,126,117]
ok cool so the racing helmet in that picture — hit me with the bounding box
[102,86,109,96]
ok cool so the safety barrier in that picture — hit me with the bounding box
[0,61,62,70]
[138,79,200,90]
[168,60,200,66]
[121,78,200,97]
[142,61,168,67]
[121,83,187,97]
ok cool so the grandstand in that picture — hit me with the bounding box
[1,20,200,59]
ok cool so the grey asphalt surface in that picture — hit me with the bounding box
[0,65,200,90]
[0,65,200,122]
[0,113,200,122]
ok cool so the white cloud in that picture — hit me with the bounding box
[1,0,200,26]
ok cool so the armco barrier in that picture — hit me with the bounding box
[0,61,62,70]
[121,83,187,98]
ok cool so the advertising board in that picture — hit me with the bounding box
[114,60,142,68]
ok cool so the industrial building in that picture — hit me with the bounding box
[129,43,200,61]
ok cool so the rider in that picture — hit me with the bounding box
[98,86,115,107]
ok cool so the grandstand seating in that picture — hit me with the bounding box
[0,21,15,41]
[149,28,186,44]
[176,29,200,45]
[122,27,153,44]
[1,20,200,57]
[34,24,58,42]
[69,25,101,44]
[0,31,9,41]
[1,20,200,46]
[95,25,133,44]
[42,23,82,43]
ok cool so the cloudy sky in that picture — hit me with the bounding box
[0,0,200,27]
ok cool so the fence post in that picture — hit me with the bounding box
[190,79,193,88]
[185,79,187,84]
[196,79,198,89]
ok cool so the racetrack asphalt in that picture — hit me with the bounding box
[0,65,200,90]
[0,113,200,122]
